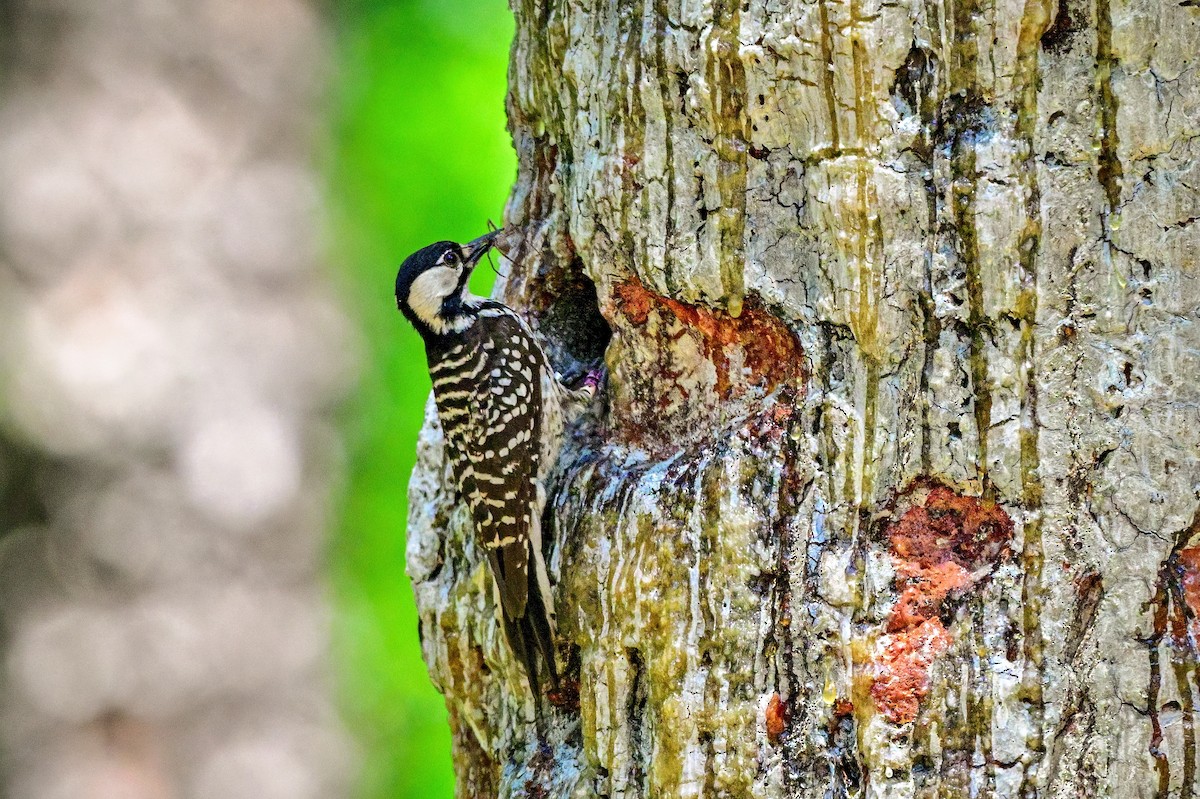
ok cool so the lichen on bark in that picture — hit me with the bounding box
[407,0,1200,796]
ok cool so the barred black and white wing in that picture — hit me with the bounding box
[464,312,543,622]
[428,306,558,692]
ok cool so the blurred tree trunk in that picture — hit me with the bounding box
[407,0,1200,796]
[0,2,352,796]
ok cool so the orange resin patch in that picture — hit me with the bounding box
[869,484,1013,724]
[871,618,953,724]
[612,276,803,396]
[765,692,786,743]
[1176,547,1200,645]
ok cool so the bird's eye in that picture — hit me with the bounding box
[443,250,459,265]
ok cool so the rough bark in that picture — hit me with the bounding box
[408,0,1200,796]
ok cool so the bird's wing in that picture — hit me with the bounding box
[463,312,543,621]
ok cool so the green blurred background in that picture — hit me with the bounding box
[327,1,515,796]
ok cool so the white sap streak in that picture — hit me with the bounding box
[678,464,711,798]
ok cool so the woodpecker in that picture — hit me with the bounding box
[395,230,596,713]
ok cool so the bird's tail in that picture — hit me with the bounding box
[501,563,559,723]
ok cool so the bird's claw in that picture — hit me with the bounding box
[580,368,604,398]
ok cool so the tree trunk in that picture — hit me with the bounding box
[407,0,1200,796]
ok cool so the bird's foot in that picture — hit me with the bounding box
[580,367,605,398]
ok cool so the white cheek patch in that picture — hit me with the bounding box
[408,266,462,328]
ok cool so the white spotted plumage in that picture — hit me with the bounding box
[438,308,560,593]
[396,234,596,707]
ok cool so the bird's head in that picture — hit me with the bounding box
[395,230,499,337]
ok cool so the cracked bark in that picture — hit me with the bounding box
[407,0,1200,796]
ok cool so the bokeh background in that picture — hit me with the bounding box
[0,0,513,796]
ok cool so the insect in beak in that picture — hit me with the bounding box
[461,229,501,269]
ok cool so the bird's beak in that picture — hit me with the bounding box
[462,230,501,267]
